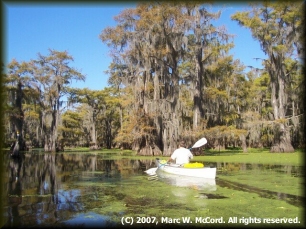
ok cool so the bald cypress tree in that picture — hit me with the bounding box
[232,1,303,152]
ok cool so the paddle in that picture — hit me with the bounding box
[144,137,208,175]
[188,137,207,150]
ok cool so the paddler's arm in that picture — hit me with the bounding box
[167,158,173,163]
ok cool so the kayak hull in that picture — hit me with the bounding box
[156,158,216,179]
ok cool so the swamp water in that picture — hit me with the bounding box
[1,151,304,228]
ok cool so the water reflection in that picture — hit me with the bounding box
[2,151,152,228]
[214,161,304,177]
[156,170,217,191]
[1,151,304,228]
[61,212,115,228]
[7,157,23,227]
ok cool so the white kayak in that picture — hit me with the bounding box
[154,158,216,179]
[144,137,213,177]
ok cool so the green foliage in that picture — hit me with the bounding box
[3,50,85,149]
[201,125,247,146]
[205,87,228,100]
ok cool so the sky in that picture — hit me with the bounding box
[4,1,267,91]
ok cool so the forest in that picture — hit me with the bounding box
[1,2,304,156]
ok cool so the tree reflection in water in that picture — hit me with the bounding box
[2,152,153,227]
[7,157,23,227]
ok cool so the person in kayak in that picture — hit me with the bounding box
[167,140,193,165]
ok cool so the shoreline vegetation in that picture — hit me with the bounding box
[4,147,304,166]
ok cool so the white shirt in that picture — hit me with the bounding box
[171,147,193,165]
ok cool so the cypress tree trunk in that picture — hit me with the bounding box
[269,56,294,153]
[271,123,294,153]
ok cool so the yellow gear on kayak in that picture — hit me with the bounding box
[183,162,204,168]
[160,160,167,164]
